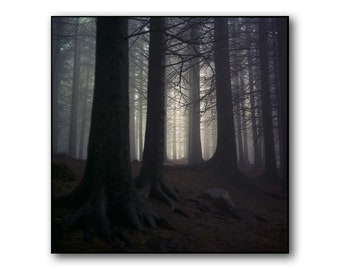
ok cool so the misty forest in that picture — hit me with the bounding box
[52,16,288,253]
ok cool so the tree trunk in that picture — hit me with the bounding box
[78,65,91,159]
[129,50,137,160]
[276,17,288,185]
[211,18,238,174]
[235,95,244,165]
[247,49,262,167]
[187,22,203,165]
[68,18,81,158]
[241,96,249,166]
[172,104,177,159]
[259,18,278,181]
[135,17,179,208]
[138,65,144,161]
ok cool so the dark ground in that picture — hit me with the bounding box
[52,154,288,253]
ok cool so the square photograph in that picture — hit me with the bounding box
[51,16,288,253]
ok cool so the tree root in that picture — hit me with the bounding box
[53,186,174,251]
[135,173,189,217]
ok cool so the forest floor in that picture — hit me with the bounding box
[52,154,288,253]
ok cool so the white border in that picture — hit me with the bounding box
[1,1,339,269]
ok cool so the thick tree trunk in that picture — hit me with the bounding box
[211,18,238,173]
[259,18,278,181]
[68,18,81,158]
[135,17,179,208]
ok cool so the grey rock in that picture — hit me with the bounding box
[199,188,240,219]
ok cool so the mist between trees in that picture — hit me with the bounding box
[52,17,287,179]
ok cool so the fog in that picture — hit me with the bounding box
[52,17,283,169]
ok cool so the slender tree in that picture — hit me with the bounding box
[78,65,91,159]
[276,17,288,185]
[68,18,81,157]
[187,21,203,165]
[247,48,262,167]
[259,18,278,181]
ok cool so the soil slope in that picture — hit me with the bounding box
[52,154,288,253]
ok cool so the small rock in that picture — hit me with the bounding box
[199,188,240,219]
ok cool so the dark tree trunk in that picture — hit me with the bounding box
[276,17,288,186]
[259,18,278,181]
[53,18,161,249]
[188,22,203,165]
[135,17,179,208]
[68,18,81,158]
[210,18,238,174]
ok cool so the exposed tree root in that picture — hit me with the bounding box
[52,185,174,251]
[135,174,189,218]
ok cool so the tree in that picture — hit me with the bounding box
[210,18,238,175]
[247,47,263,168]
[53,17,162,248]
[187,21,203,165]
[135,17,179,208]
[276,17,288,186]
[68,18,81,157]
[259,18,279,181]
[78,64,92,159]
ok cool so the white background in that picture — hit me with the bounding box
[0,0,339,269]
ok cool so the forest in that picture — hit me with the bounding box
[51,16,288,253]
